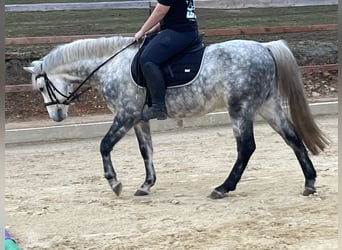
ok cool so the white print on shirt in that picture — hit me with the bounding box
[186,0,196,19]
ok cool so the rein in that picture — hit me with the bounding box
[37,40,136,107]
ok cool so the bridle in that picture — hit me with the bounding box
[35,73,87,106]
[36,40,136,107]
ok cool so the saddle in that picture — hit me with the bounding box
[131,34,205,89]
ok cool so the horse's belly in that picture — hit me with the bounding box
[166,90,226,119]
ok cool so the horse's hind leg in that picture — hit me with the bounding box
[133,121,156,196]
[258,99,317,196]
[210,111,256,199]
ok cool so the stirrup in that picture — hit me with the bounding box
[135,105,167,121]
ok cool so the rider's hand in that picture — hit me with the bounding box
[134,30,145,43]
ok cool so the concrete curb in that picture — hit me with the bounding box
[5,101,338,144]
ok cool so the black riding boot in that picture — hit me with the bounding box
[140,62,167,120]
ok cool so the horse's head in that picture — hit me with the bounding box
[24,60,76,122]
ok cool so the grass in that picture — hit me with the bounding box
[5,4,337,37]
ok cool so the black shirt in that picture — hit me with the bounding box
[158,0,198,32]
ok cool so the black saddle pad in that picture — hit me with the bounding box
[131,34,205,89]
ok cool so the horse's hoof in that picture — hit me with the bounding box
[134,188,150,196]
[303,179,316,196]
[303,187,316,196]
[112,182,123,196]
[209,190,226,199]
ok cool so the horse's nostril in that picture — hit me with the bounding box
[57,108,63,117]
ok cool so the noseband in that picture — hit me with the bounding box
[37,40,136,107]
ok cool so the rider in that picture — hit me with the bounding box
[134,0,199,120]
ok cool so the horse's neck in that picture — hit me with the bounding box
[50,36,136,87]
[55,58,104,88]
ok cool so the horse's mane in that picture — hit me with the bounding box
[38,36,133,72]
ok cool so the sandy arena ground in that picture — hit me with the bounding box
[5,115,337,249]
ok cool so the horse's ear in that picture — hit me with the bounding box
[24,60,43,74]
[23,66,34,74]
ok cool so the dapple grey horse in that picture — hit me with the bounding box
[24,36,329,199]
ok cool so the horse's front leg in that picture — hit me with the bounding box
[100,114,135,196]
[133,120,156,196]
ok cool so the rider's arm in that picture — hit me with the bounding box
[134,3,170,41]
[146,23,161,35]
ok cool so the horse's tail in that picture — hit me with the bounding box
[263,40,330,155]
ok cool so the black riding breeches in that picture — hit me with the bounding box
[139,29,199,66]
